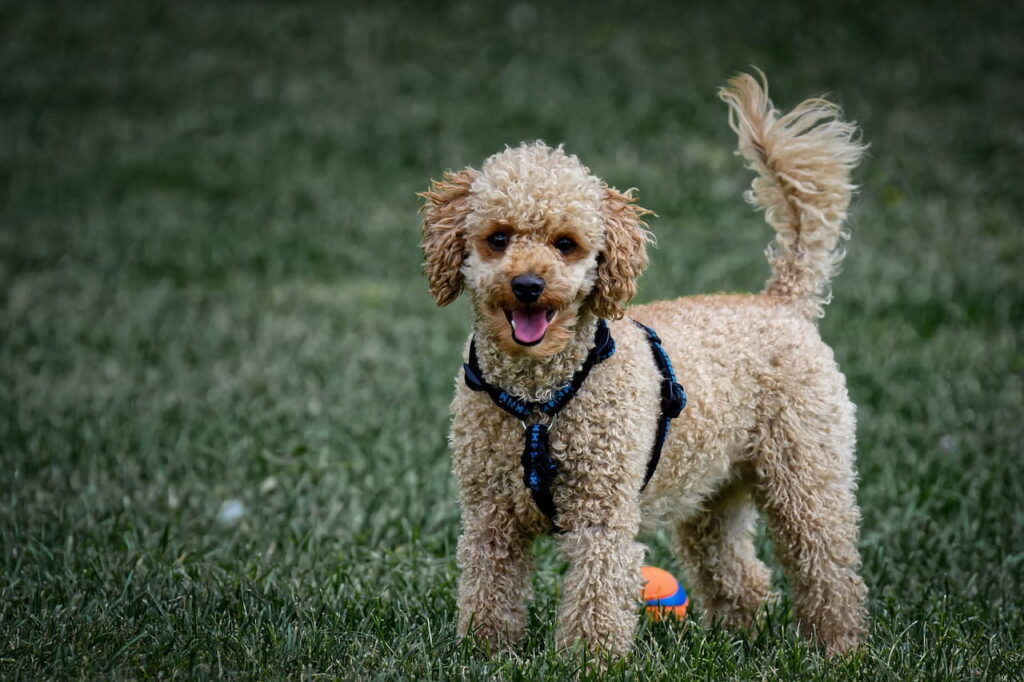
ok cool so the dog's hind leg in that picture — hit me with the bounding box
[752,387,868,654]
[675,481,773,629]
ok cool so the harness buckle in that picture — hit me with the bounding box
[662,380,687,418]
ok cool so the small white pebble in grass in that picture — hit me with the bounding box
[217,499,245,525]
[940,435,958,452]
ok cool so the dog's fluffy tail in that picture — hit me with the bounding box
[719,71,865,319]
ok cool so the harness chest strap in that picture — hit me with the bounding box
[462,319,686,532]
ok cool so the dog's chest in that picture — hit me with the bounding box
[447,352,662,529]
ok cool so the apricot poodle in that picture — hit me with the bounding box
[420,72,868,658]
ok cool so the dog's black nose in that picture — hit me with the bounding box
[511,274,545,304]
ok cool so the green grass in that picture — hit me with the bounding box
[2,0,1023,678]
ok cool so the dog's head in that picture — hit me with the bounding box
[420,142,652,358]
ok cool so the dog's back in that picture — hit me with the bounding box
[631,293,853,518]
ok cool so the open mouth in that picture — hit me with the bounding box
[505,308,556,346]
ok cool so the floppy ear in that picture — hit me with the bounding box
[419,168,478,306]
[589,187,654,319]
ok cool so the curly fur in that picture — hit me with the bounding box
[719,70,867,318]
[591,188,654,320]
[421,74,868,660]
[420,168,478,305]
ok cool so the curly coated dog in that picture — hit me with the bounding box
[420,73,868,658]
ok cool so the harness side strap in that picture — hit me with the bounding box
[633,320,687,491]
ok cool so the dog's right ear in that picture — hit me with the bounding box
[419,168,478,306]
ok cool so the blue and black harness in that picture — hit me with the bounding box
[462,319,686,533]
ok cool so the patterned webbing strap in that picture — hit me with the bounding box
[632,320,687,491]
[463,319,616,420]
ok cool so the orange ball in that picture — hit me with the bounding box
[641,565,689,621]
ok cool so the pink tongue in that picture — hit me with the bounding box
[511,309,550,344]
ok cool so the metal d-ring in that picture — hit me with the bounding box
[519,413,557,431]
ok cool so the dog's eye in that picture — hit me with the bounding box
[554,236,577,255]
[486,232,509,251]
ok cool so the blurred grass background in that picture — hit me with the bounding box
[1,0,1022,678]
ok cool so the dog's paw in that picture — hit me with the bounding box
[457,614,526,653]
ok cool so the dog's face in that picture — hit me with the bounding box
[421,143,651,358]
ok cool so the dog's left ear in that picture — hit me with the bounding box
[589,187,654,319]
[419,168,478,306]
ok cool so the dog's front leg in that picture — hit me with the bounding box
[456,504,534,649]
[556,523,645,657]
